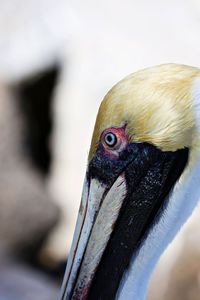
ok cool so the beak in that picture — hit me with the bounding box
[60,171,127,300]
[60,144,188,300]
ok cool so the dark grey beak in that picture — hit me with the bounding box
[60,143,188,300]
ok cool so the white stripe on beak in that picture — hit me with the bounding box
[60,173,127,300]
[61,176,107,299]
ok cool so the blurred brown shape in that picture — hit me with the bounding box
[165,249,200,300]
[0,85,59,258]
[0,83,61,298]
[0,259,58,300]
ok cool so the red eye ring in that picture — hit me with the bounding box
[100,126,129,158]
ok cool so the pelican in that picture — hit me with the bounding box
[60,64,200,300]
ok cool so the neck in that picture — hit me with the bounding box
[116,157,200,300]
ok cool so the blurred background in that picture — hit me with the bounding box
[1,0,200,299]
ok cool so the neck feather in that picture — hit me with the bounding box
[116,158,200,300]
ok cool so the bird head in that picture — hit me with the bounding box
[61,64,200,300]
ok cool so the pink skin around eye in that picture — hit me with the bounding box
[101,126,129,159]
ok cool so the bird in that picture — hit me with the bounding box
[60,63,200,300]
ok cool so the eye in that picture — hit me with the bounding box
[104,132,117,147]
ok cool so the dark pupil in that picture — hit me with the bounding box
[105,133,117,146]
